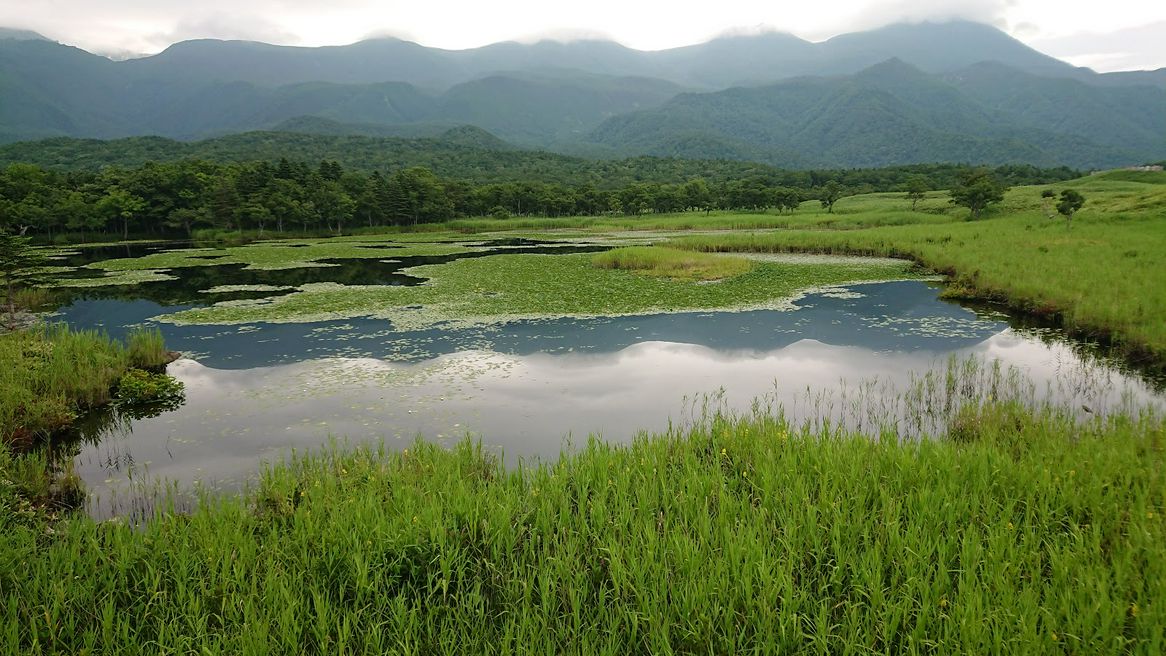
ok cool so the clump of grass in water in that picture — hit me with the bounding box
[768,355,1154,440]
[592,245,752,281]
[0,446,86,517]
[124,327,170,369]
[0,324,176,446]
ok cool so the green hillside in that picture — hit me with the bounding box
[587,60,1163,169]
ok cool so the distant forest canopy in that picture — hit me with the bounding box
[0,157,1079,240]
[0,131,1080,188]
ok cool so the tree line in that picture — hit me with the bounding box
[0,158,1078,240]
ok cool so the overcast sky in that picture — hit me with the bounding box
[1,0,1163,71]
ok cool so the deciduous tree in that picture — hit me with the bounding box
[950,170,1006,220]
[905,175,928,211]
[1056,190,1085,229]
[820,181,843,214]
[0,231,51,322]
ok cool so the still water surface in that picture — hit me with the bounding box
[51,252,1163,518]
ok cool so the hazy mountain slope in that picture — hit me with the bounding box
[647,32,818,87]
[0,28,47,41]
[0,21,1162,170]
[0,35,685,145]
[121,80,436,139]
[119,38,467,90]
[816,21,1076,76]
[432,71,685,144]
[945,62,1166,155]
[268,116,461,139]
[0,39,127,138]
[587,60,1152,169]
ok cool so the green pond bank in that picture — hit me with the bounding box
[2,399,1162,654]
[0,324,180,514]
[668,172,1166,370]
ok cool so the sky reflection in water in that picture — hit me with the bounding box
[54,280,1163,518]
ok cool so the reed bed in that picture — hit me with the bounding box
[2,381,1162,654]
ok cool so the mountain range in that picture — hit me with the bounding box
[1,20,1163,169]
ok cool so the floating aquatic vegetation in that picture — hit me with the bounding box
[85,240,476,274]
[199,285,297,294]
[155,252,921,328]
[53,270,179,287]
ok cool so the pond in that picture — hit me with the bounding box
[47,239,1165,518]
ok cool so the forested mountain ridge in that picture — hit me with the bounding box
[1,21,1163,168]
[586,59,1165,169]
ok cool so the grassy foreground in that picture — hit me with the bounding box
[1,402,1162,654]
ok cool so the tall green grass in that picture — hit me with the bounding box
[592,246,752,281]
[1,395,1161,654]
[124,327,169,370]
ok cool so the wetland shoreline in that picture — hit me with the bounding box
[4,171,1166,652]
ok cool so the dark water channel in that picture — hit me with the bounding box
[45,242,1166,519]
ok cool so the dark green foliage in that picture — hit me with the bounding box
[906,174,928,210]
[819,180,843,213]
[1056,189,1086,227]
[950,169,1007,219]
[113,369,185,407]
[0,231,51,319]
[0,325,171,444]
[0,157,1079,239]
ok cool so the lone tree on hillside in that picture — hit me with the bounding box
[0,231,51,325]
[1056,189,1085,229]
[950,169,1006,220]
[819,180,843,213]
[905,175,928,211]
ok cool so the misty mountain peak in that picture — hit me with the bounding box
[0,27,49,41]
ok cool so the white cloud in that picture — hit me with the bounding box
[0,0,1162,69]
[1028,21,1166,72]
